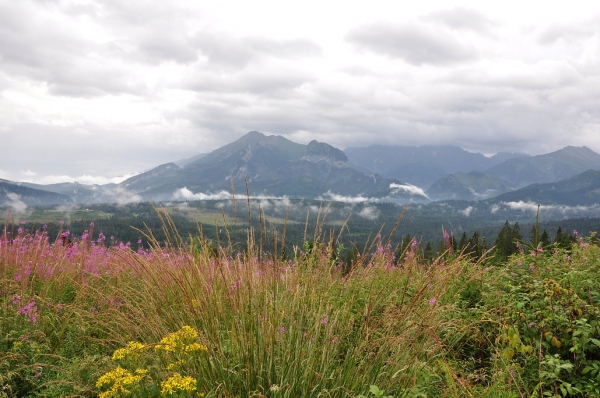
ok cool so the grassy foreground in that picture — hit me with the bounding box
[2,210,600,397]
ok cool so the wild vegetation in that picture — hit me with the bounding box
[2,204,600,397]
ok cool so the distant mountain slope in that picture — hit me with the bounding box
[489,169,600,206]
[174,153,206,167]
[426,172,511,201]
[1,180,73,206]
[120,132,428,202]
[344,145,526,188]
[17,181,121,204]
[120,163,182,193]
[485,146,600,188]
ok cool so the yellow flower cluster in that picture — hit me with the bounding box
[160,373,199,396]
[96,367,148,398]
[166,359,186,370]
[111,341,147,361]
[154,325,208,354]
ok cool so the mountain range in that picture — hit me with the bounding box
[2,131,600,207]
[344,145,526,187]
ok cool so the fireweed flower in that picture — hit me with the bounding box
[428,297,437,306]
[18,301,38,324]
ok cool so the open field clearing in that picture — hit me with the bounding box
[2,209,600,397]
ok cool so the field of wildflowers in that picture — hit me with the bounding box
[2,207,600,397]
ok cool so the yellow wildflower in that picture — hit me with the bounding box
[135,368,149,376]
[166,359,186,370]
[160,373,199,396]
[155,326,207,354]
[96,366,146,398]
[112,341,147,361]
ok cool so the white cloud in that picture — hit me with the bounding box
[55,203,78,220]
[358,206,380,220]
[173,187,232,201]
[4,192,29,215]
[460,206,473,216]
[498,201,600,214]
[318,191,372,203]
[501,201,541,212]
[389,183,428,198]
[111,188,143,206]
[173,187,292,202]
[4,193,26,212]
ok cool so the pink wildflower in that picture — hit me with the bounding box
[18,301,38,324]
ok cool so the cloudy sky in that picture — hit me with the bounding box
[2,0,600,184]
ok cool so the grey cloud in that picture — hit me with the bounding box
[538,23,598,45]
[62,3,101,18]
[243,37,321,59]
[192,33,321,68]
[100,0,191,27]
[444,64,582,92]
[136,34,199,64]
[186,69,314,97]
[0,123,202,180]
[422,7,497,34]
[0,2,146,97]
[180,58,600,157]
[345,23,478,65]
[192,33,257,68]
[45,59,147,97]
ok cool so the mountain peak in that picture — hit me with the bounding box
[234,131,267,145]
[302,141,349,168]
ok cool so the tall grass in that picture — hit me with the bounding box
[2,209,599,397]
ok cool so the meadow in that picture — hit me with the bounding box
[2,206,600,397]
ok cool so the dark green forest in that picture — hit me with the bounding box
[5,199,598,264]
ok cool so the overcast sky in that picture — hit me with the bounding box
[2,0,600,184]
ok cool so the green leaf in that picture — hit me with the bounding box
[369,385,383,396]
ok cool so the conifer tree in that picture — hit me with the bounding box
[554,226,572,249]
[540,229,551,247]
[512,222,522,243]
[468,231,484,260]
[424,241,433,261]
[459,231,469,252]
[555,226,564,245]
[494,221,513,259]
